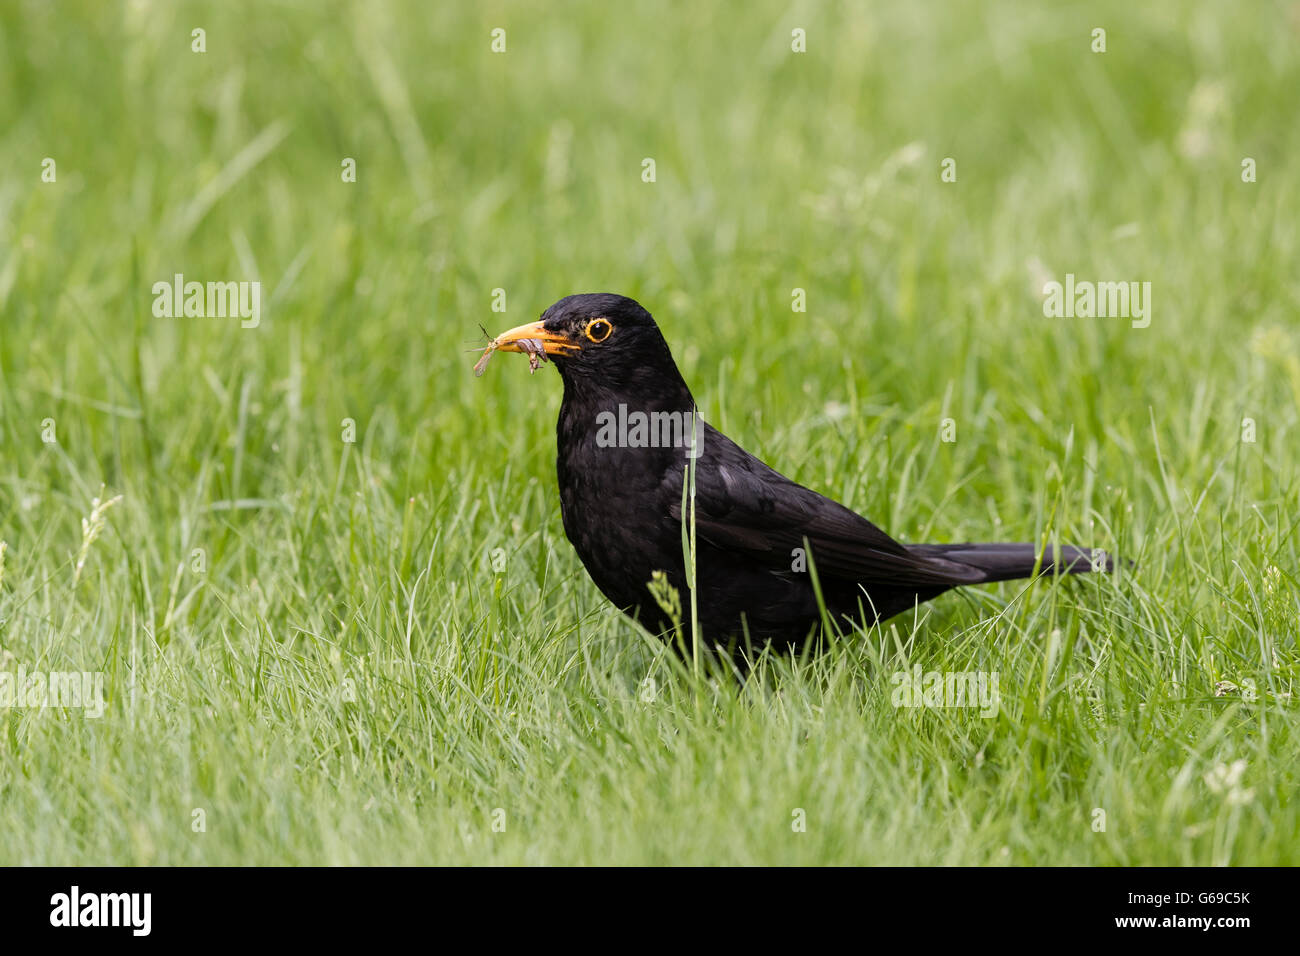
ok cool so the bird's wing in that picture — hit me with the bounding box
[668,426,984,588]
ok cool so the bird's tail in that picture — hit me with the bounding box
[907,542,1111,584]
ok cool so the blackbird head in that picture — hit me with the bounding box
[484,293,690,399]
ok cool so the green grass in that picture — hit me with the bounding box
[1,0,1297,865]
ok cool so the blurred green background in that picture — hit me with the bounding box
[0,1,1296,864]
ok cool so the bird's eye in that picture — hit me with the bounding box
[585,318,613,343]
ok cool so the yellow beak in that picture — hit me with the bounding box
[489,320,579,356]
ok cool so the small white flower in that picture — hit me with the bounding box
[1204,759,1253,805]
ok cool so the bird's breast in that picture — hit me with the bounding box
[554,403,693,613]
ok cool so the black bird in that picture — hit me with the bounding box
[480,293,1110,656]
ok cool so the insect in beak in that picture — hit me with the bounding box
[471,320,577,376]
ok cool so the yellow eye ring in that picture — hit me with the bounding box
[585,318,612,343]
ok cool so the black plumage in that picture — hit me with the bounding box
[482,293,1110,656]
